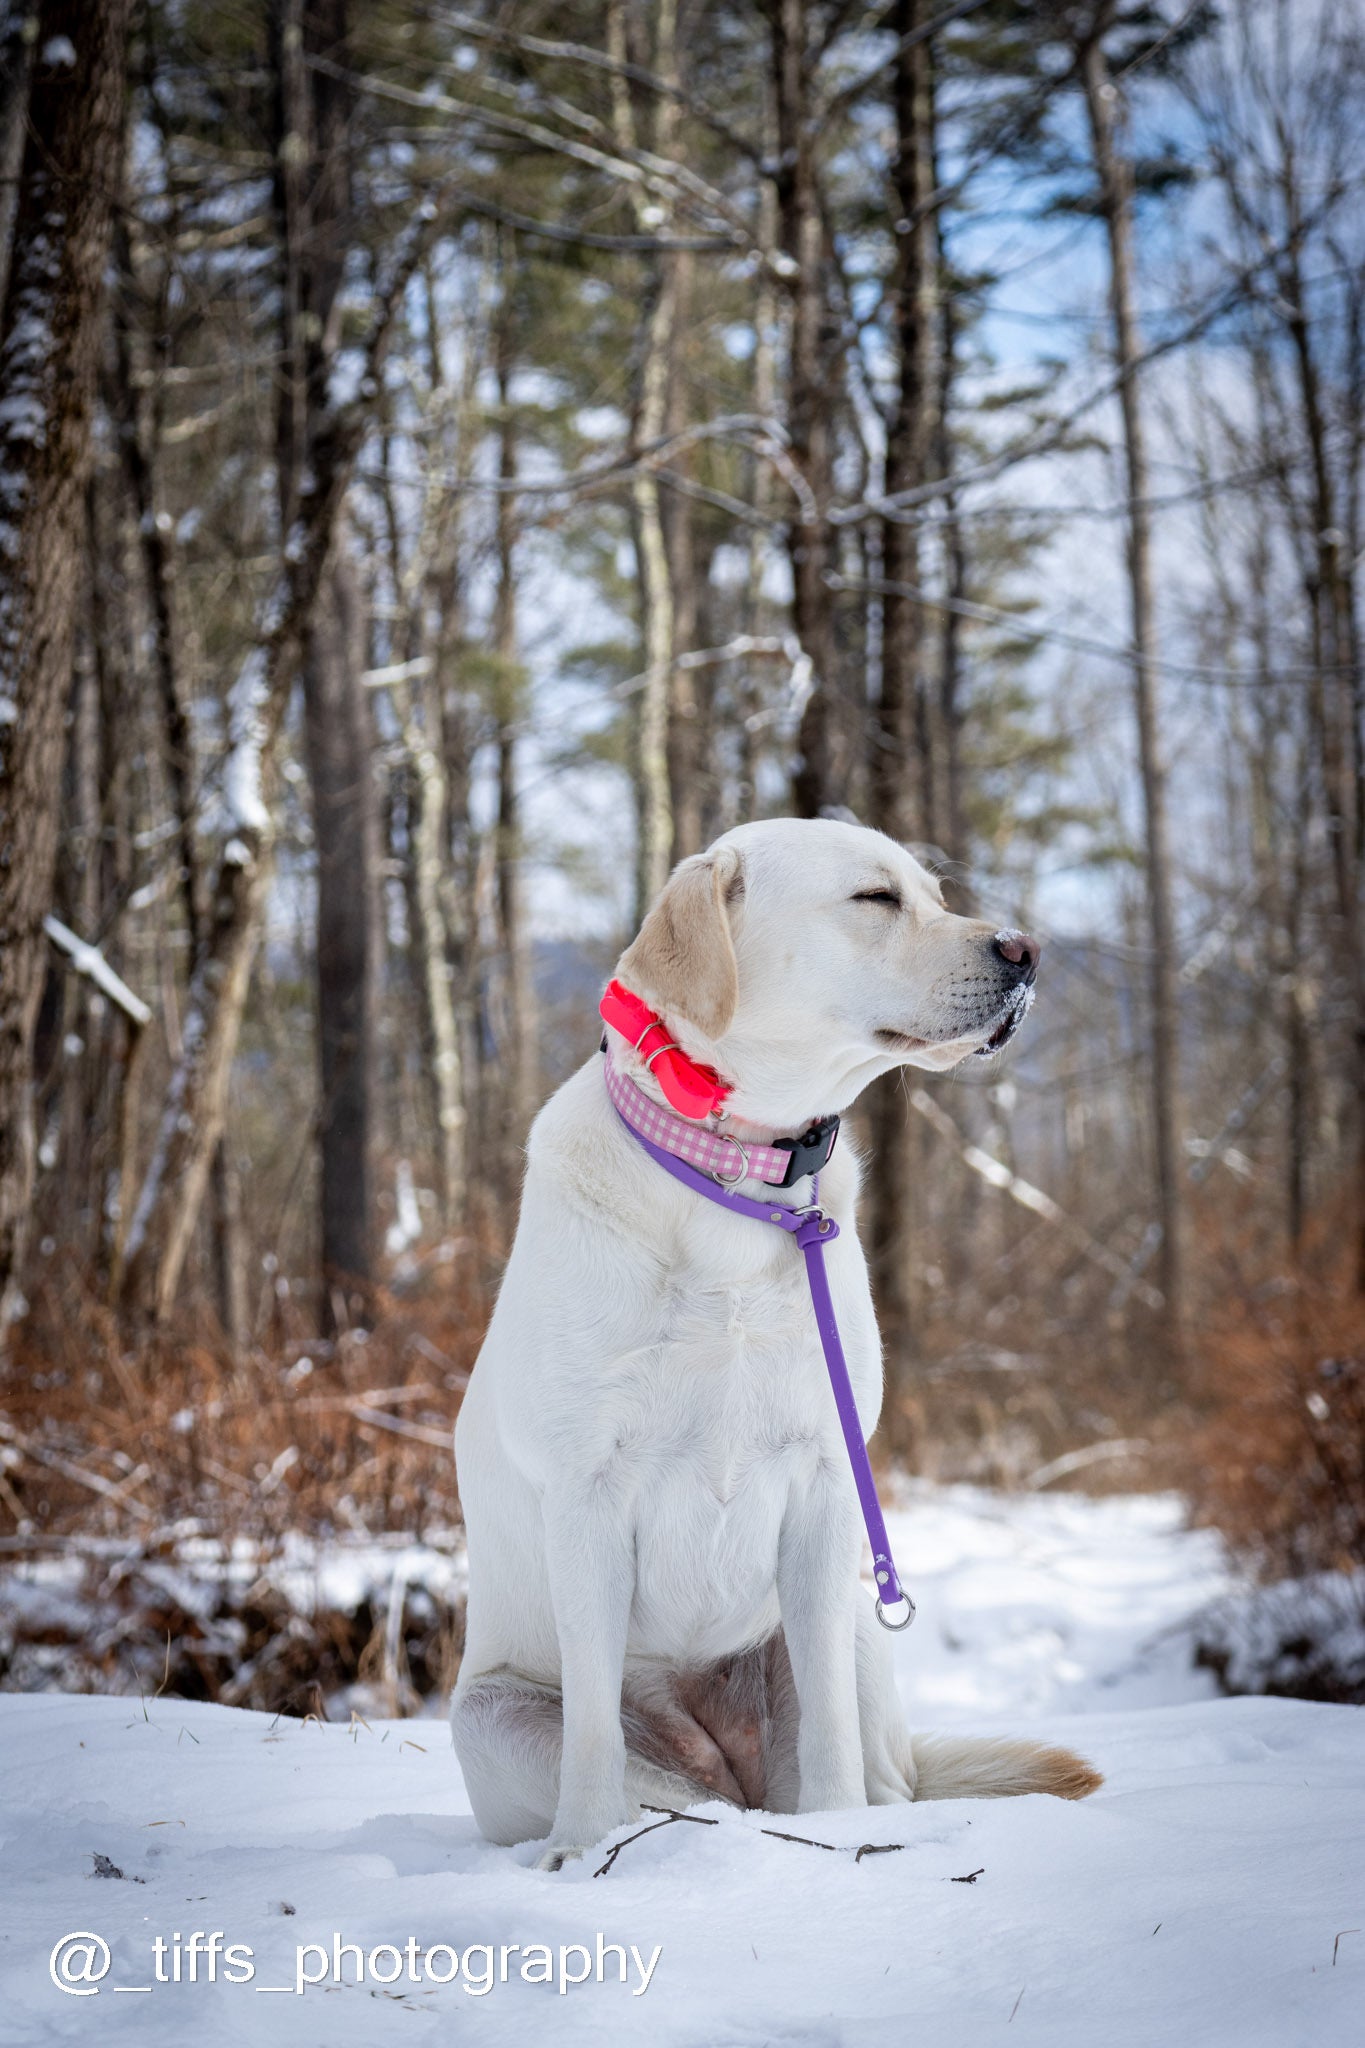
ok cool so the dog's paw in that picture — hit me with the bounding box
[535,1843,586,1873]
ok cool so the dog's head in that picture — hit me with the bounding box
[614,817,1038,1127]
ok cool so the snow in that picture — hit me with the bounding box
[385,1157,424,1259]
[1195,1569,1365,1702]
[0,389,47,442]
[43,914,153,1028]
[4,1485,1363,2044]
[219,648,270,834]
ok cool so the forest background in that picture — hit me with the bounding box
[0,0,1362,1707]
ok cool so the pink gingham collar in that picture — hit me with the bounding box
[602,1046,838,1191]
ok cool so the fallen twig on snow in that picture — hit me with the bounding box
[593,1806,719,1876]
[593,1805,907,1875]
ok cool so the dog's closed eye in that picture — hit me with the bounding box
[852,887,902,908]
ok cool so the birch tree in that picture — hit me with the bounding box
[608,0,680,916]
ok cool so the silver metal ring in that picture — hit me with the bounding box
[875,1595,915,1632]
[642,1041,681,1072]
[710,1139,751,1186]
[793,1203,833,1234]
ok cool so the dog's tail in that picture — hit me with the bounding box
[910,1733,1102,1802]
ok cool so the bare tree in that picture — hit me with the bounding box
[116,202,439,1323]
[608,0,679,915]
[662,238,707,862]
[866,0,940,1372]
[274,0,378,1321]
[770,0,843,817]
[0,0,133,1329]
[0,7,34,307]
[1080,12,1186,1349]
[1183,0,1365,1285]
[491,252,538,1184]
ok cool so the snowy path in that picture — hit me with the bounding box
[3,1486,1363,2047]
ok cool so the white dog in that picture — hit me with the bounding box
[451,818,1100,1867]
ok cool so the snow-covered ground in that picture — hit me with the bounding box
[4,1485,1363,2046]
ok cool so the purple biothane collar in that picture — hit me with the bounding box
[602,1044,839,1191]
[603,1050,914,1630]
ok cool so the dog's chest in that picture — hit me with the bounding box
[650,1229,828,1410]
[611,1251,840,1657]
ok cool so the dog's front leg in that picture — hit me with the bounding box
[537,1486,635,1871]
[776,1478,865,1813]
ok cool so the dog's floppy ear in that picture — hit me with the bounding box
[617,847,743,1041]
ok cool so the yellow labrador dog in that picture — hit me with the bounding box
[451,818,1100,1867]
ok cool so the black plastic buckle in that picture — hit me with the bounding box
[774,1114,840,1188]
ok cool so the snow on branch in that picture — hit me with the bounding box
[43,916,152,1029]
[910,1086,1165,1313]
[219,643,271,839]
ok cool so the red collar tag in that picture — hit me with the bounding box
[598,979,732,1120]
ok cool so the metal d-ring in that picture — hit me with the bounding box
[710,1137,751,1186]
[875,1593,915,1631]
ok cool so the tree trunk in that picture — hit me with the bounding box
[1276,225,1364,1283]
[0,0,133,1330]
[115,219,434,1321]
[378,323,470,1234]
[405,659,466,1228]
[118,840,272,1319]
[111,208,249,1335]
[737,141,780,827]
[872,0,935,849]
[771,0,841,817]
[866,0,938,1379]
[0,7,35,310]
[491,268,536,1182]
[210,1138,248,1346]
[429,259,482,1196]
[608,0,677,916]
[275,0,378,1323]
[302,551,377,1307]
[630,266,678,913]
[111,219,202,947]
[663,246,706,862]
[934,185,969,897]
[1082,32,1186,1351]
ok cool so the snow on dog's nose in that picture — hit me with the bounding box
[992,928,1040,985]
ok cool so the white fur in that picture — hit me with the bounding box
[450,819,1090,1867]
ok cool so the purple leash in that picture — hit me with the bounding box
[613,1108,915,1631]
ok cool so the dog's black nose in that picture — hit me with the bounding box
[993,929,1040,985]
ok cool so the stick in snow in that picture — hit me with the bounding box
[593,1806,719,1876]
